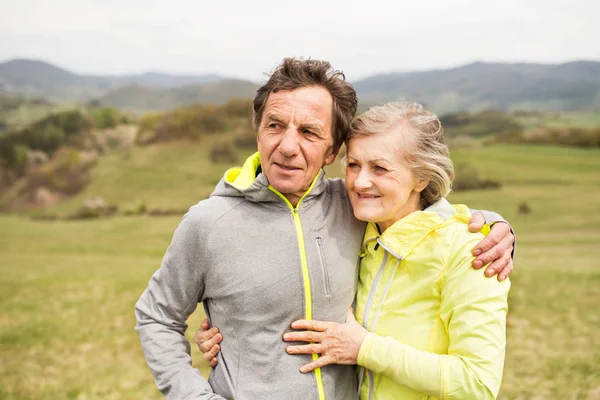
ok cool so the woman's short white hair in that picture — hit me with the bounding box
[349,101,454,208]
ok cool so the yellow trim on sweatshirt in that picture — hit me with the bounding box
[268,175,326,400]
[225,151,327,400]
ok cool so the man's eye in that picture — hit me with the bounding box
[302,129,315,135]
[269,123,280,128]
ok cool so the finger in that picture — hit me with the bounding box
[472,222,511,257]
[203,344,221,362]
[468,212,485,232]
[283,330,324,343]
[299,355,334,373]
[199,333,223,353]
[200,318,211,330]
[194,326,221,345]
[498,260,514,282]
[286,343,326,355]
[483,251,512,278]
[473,235,514,271]
[290,319,328,332]
[209,357,218,368]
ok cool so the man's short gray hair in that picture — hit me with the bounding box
[349,101,454,209]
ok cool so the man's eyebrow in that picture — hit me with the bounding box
[264,114,285,124]
[299,123,322,132]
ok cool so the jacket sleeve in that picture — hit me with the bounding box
[134,209,226,400]
[357,233,510,399]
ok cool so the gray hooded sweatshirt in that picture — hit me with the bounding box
[135,153,367,400]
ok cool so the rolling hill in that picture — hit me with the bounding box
[353,61,600,114]
[2,58,600,114]
[93,79,260,111]
[0,59,223,101]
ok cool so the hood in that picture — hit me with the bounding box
[362,198,481,260]
[210,152,328,206]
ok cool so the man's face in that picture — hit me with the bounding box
[257,86,336,205]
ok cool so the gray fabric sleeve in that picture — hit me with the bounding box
[134,210,225,400]
[469,208,516,260]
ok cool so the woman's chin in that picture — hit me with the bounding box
[353,209,380,223]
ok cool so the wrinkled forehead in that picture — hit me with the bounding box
[263,87,333,127]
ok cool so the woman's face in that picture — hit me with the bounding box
[345,131,428,232]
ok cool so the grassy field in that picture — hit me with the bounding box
[1,143,600,399]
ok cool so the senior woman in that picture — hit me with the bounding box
[282,101,511,399]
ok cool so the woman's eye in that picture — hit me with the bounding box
[347,162,359,168]
[375,165,388,172]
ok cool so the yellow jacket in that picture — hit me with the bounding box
[355,199,510,400]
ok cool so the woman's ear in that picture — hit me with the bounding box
[414,178,429,193]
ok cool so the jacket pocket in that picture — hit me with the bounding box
[316,237,332,296]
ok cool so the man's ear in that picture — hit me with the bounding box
[324,145,339,166]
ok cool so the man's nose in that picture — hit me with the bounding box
[278,128,300,157]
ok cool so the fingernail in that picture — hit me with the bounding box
[499,274,506,281]
[473,260,483,268]
[283,334,290,340]
[300,367,307,373]
[486,268,494,277]
[473,249,481,256]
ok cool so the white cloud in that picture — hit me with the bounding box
[0,0,598,80]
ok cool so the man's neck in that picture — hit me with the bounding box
[284,193,302,208]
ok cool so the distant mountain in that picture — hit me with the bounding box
[0,59,224,101]
[2,58,599,114]
[94,79,260,111]
[354,61,600,114]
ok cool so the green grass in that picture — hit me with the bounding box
[1,144,600,399]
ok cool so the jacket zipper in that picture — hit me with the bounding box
[315,237,332,296]
[268,185,326,400]
[360,241,403,400]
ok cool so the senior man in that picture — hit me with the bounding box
[135,58,514,400]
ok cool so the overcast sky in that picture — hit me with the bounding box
[1,0,599,81]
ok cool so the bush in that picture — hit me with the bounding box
[521,127,600,148]
[0,110,94,158]
[91,108,119,129]
[210,140,237,163]
[453,163,502,191]
[232,119,256,149]
[222,98,253,119]
[27,147,94,196]
[441,109,524,138]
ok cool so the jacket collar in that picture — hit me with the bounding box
[220,152,327,207]
[361,199,472,260]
